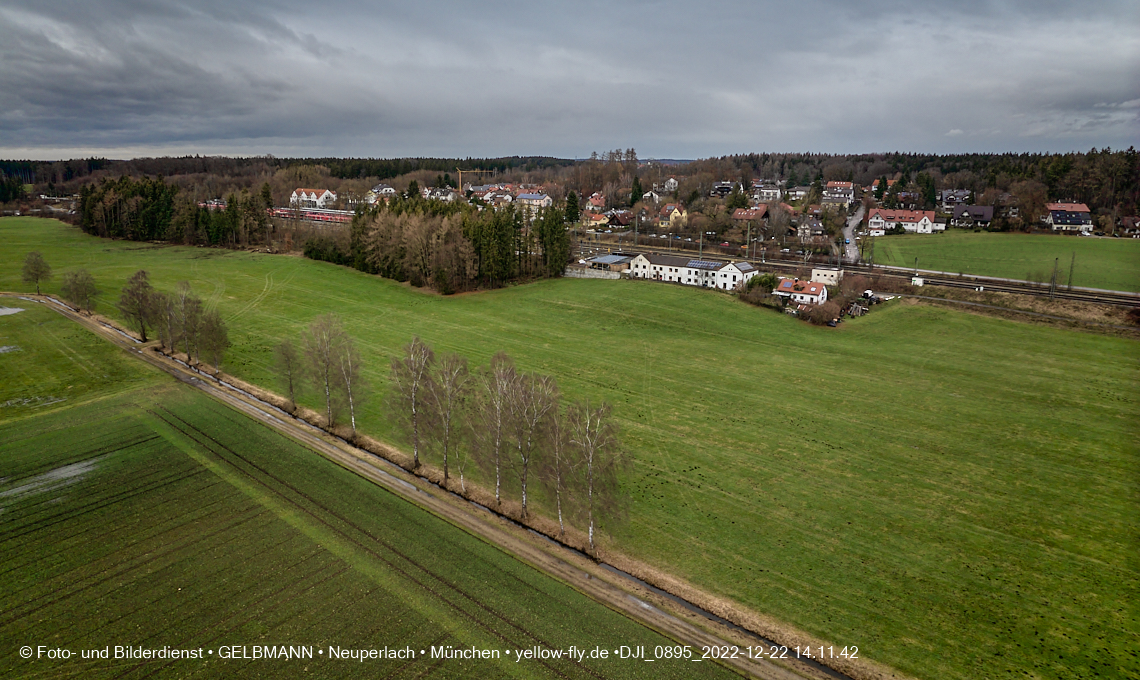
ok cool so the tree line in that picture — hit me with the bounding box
[78,175,274,246]
[274,320,627,553]
[305,194,572,293]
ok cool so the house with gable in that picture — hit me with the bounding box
[291,188,337,209]
[1044,203,1093,232]
[867,208,945,234]
[951,205,994,228]
[585,192,606,212]
[773,277,828,305]
[627,253,757,290]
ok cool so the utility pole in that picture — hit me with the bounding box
[1049,257,1059,298]
[699,230,703,258]
[1068,252,1075,290]
[746,222,751,262]
[913,257,918,277]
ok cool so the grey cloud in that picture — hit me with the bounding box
[0,0,1136,159]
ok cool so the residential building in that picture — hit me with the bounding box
[824,181,855,204]
[773,277,828,305]
[951,205,994,228]
[642,190,662,204]
[785,186,810,201]
[755,184,783,202]
[291,188,337,209]
[1044,203,1093,232]
[586,254,632,272]
[940,189,972,211]
[628,253,757,290]
[585,192,606,212]
[660,203,688,228]
[867,208,945,234]
[516,192,553,217]
[732,206,767,223]
[663,177,679,193]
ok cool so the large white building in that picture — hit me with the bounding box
[867,208,945,234]
[628,253,758,290]
[291,188,337,209]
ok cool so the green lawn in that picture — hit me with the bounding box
[870,230,1140,291]
[2,217,1138,680]
[0,389,735,678]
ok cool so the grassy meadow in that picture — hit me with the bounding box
[870,230,1140,291]
[2,217,1138,680]
[0,305,733,679]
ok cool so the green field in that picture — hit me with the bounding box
[3,217,1138,679]
[871,230,1140,291]
[0,306,734,679]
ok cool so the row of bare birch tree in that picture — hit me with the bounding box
[272,319,626,553]
[389,337,626,552]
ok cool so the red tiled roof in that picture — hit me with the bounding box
[1046,202,1090,213]
[775,278,826,296]
[868,208,935,222]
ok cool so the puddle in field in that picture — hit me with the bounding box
[0,458,102,506]
[0,307,26,316]
[0,396,66,408]
[0,345,21,353]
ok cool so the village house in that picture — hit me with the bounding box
[773,277,828,305]
[1044,202,1093,232]
[628,253,758,290]
[867,208,946,234]
[585,192,606,212]
[940,189,972,211]
[660,203,688,228]
[824,181,855,205]
[641,190,662,204]
[732,206,768,223]
[811,268,843,286]
[585,213,610,229]
[951,205,994,228]
[291,188,337,209]
[785,186,810,201]
[796,219,828,242]
[660,177,679,193]
[516,192,553,217]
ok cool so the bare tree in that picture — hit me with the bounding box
[389,336,435,468]
[537,405,575,537]
[181,293,203,366]
[509,373,558,518]
[60,269,98,315]
[199,309,229,375]
[335,332,366,437]
[117,270,156,342]
[22,252,52,295]
[474,352,516,505]
[568,400,626,554]
[304,314,347,428]
[428,353,470,488]
[275,340,302,410]
[152,291,179,351]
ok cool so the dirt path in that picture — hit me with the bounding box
[6,292,891,680]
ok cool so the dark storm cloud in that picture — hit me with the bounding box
[0,0,1136,158]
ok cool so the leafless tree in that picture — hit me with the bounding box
[199,309,229,375]
[428,353,470,488]
[389,336,435,468]
[509,373,558,518]
[537,404,575,537]
[60,269,98,315]
[336,332,366,437]
[568,400,626,554]
[275,340,302,410]
[473,352,516,505]
[152,292,178,351]
[304,314,347,428]
[117,270,156,342]
[180,291,203,366]
[21,252,52,295]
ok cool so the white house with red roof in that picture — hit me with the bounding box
[291,188,337,209]
[773,277,828,305]
[585,192,606,212]
[867,208,945,234]
[824,181,855,204]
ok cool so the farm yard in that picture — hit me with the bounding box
[870,230,1140,292]
[2,216,1138,680]
[0,317,735,679]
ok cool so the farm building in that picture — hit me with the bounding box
[773,277,828,305]
[628,253,758,290]
[586,254,633,272]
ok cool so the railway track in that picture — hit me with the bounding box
[578,241,1140,307]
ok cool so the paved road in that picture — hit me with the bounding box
[842,205,864,264]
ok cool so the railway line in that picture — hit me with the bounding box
[577,241,1140,308]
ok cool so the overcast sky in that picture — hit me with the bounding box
[1,0,1137,160]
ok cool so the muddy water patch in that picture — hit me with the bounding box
[0,457,103,506]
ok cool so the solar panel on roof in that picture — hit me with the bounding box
[686,260,721,269]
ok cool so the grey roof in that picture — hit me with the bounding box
[735,261,757,272]
[589,254,632,265]
[952,205,994,220]
[642,253,695,268]
[687,259,723,270]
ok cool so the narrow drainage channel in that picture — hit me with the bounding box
[160,348,854,680]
